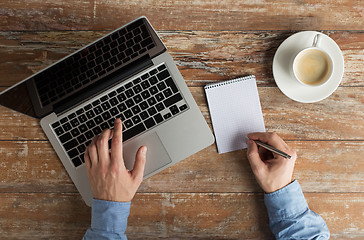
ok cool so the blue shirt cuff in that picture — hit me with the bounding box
[91,198,131,233]
[264,180,308,221]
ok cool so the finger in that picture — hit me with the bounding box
[248,132,288,150]
[110,118,124,167]
[130,146,147,182]
[88,135,99,166]
[246,140,266,173]
[96,128,112,165]
[84,147,91,169]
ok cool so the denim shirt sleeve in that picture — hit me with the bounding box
[83,198,131,240]
[264,180,330,240]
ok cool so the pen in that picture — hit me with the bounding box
[254,140,292,159]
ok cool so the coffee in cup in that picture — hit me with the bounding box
[291,34,333,87]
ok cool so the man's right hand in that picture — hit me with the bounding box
[246,132,297,193]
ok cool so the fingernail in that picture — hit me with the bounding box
[246,140,253,146]
[115,118,121,123]
[142,146,147,154]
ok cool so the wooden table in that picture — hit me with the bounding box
[1,1,363,239]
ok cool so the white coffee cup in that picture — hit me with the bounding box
[291,34,334,87]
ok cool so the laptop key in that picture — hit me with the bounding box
[131,105,141,114]
[133,94,142,104]
[71,128,80,137]
[179,104,188,111]
[163,88,173,98]
[155,103,165,111]
[149,76,158,85]
[77,134,86,144]
[100,122,109,130]
[125,99,135,108]
[52,122,60,129]
[78,114,87,123]
[164,93,183,108]
[67,148,79,159]
[147,106,157,116]
[59,132,72,143]
[140,101,149,110]
[94,106,103,115]
[140,111,149,120]
[76,108,85,115]
[92,126,102,135]
[64,139,78,151]
[141,90,150,99]
[54,127,64,136]
[164,113,172,120]
[117,103,127,112]
[147,97,156,106]
[157,64,167,71]
[101,95,108,102]
[86,110,95,119]
[149,86,158,95]
[124,119,133,128]
[71,157,82,167]
[86,120,96,129]
[165,77,179,93]
[94,116,103,124]
[144,117,156,129]
[132,115,141,124]
[108,118,115,127]
[124,109,133,118]
[102,111,111,121]
[170,105,180,115]
[77,145,86,154]
[154,113,163,124]
[85,130,94,140]
[157,82,167,91]
[101,102,111,111]
[63,123,72,131]
[123,123,146,142]
[125,89,134,98]
[157,70,170,81]
[109,97,118,106]
[79,124,87,133]
[110,107,119,116]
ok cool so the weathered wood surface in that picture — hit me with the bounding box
[0,193,363,239]
[0,31,363,87]
[0,0,363,31]
[1,140,364,194]
[1,0,364,239]
[1,87,363,141]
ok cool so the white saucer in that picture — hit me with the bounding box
[272,31,344,103]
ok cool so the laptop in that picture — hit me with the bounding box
[0,17,214,206]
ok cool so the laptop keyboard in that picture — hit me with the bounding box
[34,19,156,107]
[51,64,189,167]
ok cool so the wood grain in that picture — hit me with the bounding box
[1,86,363,141]
[0,31,363,87]
[0,0,363,238]
[0,192,363,239]
[0,0,363,31]
[1,140,363,193]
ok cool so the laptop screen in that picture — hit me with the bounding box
[0,17,164,119]
[0,79,38,118]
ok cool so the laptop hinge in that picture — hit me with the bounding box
[54,54,153,116]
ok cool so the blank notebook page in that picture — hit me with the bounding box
[204,75,265,154]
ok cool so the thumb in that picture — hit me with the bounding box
[246,140,265,173]
[131,146,147,181]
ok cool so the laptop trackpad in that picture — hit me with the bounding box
[123,132,172,177]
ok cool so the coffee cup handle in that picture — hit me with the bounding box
[312,34,321,47]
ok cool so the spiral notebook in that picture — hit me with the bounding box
[204,75,265,154]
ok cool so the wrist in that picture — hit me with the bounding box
[264,180,294,194]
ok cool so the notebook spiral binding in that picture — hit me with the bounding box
[204,75,255,89]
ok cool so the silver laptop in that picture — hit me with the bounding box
[0,17,214,206]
